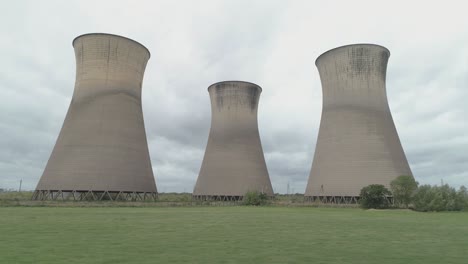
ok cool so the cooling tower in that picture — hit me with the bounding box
[193,81,274,201]
[305,44,412,203]
[33,33,157,201]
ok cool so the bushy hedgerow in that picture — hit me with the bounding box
[243,191,270,206]
[412,184,467,212]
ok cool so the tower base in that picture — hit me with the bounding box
[305,196,360,204]
[192,195,243,201]
[32,190,158,201]
[304,196,393,204]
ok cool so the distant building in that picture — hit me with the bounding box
[33,33,157,201]
[193,81,274,200]
[305,44,413,203]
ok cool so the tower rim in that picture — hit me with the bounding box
[315,43,390,66]
[72,33,151,58]
[207,80,262,92]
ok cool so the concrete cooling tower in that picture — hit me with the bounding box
[33,33,157,201]
[193,81,274,201]
[305,44,412,204]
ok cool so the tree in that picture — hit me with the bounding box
[458,186,468,210]
[390,175,418,208]
[359,184,392,209]
[413,184,466,212]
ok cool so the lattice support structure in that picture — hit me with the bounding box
[32,190,157,201]
[192,195,243,202]
[304,196,393,204]
[305,196,360,204]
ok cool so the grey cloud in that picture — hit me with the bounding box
[1,0,467,193]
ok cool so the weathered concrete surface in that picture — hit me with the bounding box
[305,44,412,198]
[194,81,274,197]
[35,33,157,193]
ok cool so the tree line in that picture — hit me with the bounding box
[360,175,468,211]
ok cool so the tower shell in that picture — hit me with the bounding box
[193,81,274,200]
[305,44,412,203]
[33,33,157,201]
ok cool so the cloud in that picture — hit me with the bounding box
[1,0,467,192]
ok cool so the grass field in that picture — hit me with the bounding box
[1,207,467,264]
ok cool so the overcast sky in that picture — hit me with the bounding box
[1,0,467,193]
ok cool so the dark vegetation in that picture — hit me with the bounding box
[359,175,468,211]
[242,191,270,205]
[359,184,392,209]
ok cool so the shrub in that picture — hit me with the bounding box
[243,191,269,206]
[413,184,466,212]
[390,175,418,208]
[359,184,392,209]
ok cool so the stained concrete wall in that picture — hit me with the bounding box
[35,33,157,193]
[194,81,274,197]
[305,44,412,197]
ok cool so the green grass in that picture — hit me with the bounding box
[1,207,467,263]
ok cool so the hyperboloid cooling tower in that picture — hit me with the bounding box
[305,44,412,203]
[193,81,274,200]
[33,33,157,201]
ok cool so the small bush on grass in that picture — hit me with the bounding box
[243,191,270,206]
[359,184,391,209]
